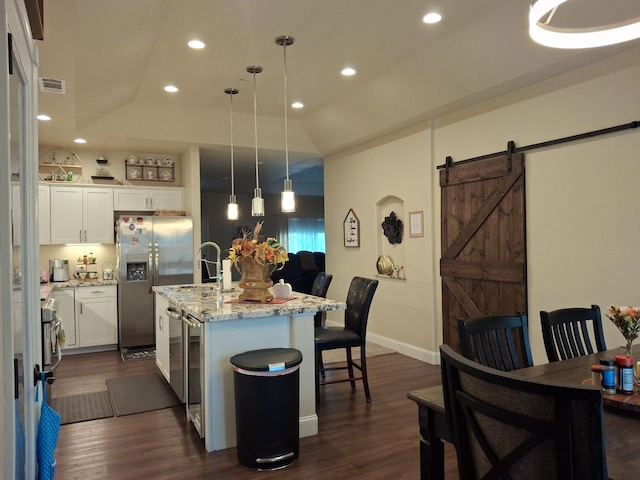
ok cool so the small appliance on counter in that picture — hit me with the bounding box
[49,259,70,282]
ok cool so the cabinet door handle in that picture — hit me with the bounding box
[149,196,153,209]
[79,230,82,242]
[91,290,105,294]
[84,230,87,242]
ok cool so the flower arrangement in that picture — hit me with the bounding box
[606,305,640,356]
[227,222,288,268]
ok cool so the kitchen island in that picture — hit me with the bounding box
[153,284,346,452]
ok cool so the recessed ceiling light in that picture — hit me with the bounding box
[188,39,206,49]
[291,102,304,109]
[37,114,51,121]
[341,67,356,76]
[422,12,442,24]
[164,85,179,93]
[74,138,86,144]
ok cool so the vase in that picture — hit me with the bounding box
[236,257,277,303]
[624,337,634,357]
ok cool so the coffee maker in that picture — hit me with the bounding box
[49,259,70,282]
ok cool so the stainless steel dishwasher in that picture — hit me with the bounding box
[166,302,184,403]
[183,311,205,439]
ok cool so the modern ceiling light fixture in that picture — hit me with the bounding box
[224,87,239,220]
[276,35,296,213]
[341,67,356,76]
[187,39,205,49]
[247,65,265,217]
[529,0,640,49]
[422,12,442,24]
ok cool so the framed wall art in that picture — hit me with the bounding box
[409,210,424,238]
[343,208,360,247]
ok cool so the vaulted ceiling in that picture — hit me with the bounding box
[35,0,640,194]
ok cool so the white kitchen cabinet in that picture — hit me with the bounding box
[11,183,51,245]
[113,186,185,212]
[155,294,170,381]
[50,185,114,244]
[76,285,118,348]
[49,288,77,349]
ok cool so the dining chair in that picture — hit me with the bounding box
[314,276,378,404]
[540,304,607,362]
[457,313,533,371]
[440,344,607,480]
[310,272,333,328]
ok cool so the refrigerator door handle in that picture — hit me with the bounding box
[154,241,160,287]
[148,241,154,294]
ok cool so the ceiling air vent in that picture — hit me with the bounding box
[39,77,66,94]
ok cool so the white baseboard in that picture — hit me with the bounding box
[299,414,318,438]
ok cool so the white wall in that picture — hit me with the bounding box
[325,61,640,365]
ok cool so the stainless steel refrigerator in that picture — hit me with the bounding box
[116,215,193,352]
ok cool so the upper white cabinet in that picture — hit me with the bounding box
[50,185,114,244]
[11,183,51,245]
[113,186,185,212]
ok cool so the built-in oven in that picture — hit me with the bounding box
[183,312,205,439]
[166,301,184,403]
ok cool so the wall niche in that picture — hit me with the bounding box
[376,195,406,280]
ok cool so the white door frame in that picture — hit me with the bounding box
[1,1,40,478]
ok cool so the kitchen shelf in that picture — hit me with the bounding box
[39,164,82,182]
[126,164,174,182]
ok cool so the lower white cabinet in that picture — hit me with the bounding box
[76,285,118,347]
[49,288,77,348]
[155,294,170,381]
[51,286,117,351]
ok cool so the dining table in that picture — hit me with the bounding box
[407,345,640,480]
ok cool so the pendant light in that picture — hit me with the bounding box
[276,35,296,213]
[224,87,239,220]
[247,65,264,217]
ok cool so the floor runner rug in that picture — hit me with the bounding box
[52,391,114,425]
[106,372,180,417]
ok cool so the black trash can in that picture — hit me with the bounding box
[230,348,303,470]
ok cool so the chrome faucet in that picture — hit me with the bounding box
[196,241,221,288]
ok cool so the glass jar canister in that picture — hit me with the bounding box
[600,358,616,394]
[615,355,634,395]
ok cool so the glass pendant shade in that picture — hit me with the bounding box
[227,194,238,220]
[281,179,295,213]
[251,188,264,217]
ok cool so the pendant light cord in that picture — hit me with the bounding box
[230,93,235,197]
[252,68,260,190]
[283,41,290,181]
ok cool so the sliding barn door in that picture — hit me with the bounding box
[440,153,527,352]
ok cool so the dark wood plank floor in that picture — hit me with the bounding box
[52,350,460,479]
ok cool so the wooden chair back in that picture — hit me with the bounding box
[540,305,606,362]
[440,345,607,480]
[457,313,533,371]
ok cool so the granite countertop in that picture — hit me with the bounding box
[153,284,346,323]
[39,279,118,300]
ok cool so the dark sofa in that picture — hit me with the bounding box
[271,251,325,294]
